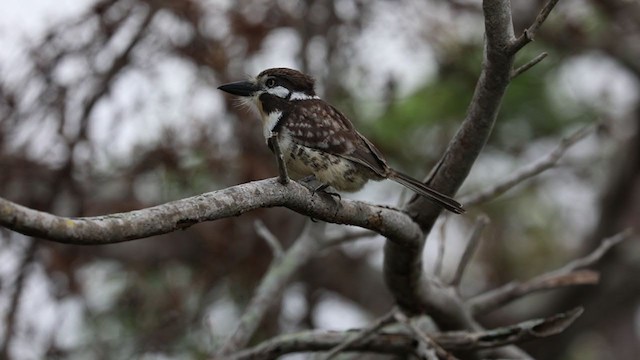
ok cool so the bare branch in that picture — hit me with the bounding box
[253,219,284,259]
[394,311,458,360]
[0,178,422,247]
[554,228,631,273]
[224,308,583,360]
[469,271,598,316]
[469,230,631,315]
[222,330,415,360]
[511,52,548,79]
[449,215,490,287]
[433,217,448,279]
[217,222,321,355]
[385,0,520,325]
[438,307,583,350]
[323,229,376,247]
[76,5,157,141]
[322,308,398,360]
[0,240,38,359]
[510,0,561,53]
[462,125,595,207]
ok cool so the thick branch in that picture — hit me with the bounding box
[0,178,422,246]
[385,0,516,323]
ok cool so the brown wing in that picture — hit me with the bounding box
[281,100,388,176]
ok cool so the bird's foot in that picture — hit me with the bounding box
[297,176,341,200]
[297,175,321,190]
[297,177,342,221]
[313,184,342,201]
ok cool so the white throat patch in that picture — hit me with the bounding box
[263,110,283,141]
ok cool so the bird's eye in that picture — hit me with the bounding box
[265,78,276,88]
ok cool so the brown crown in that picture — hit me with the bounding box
[258,68,316,94]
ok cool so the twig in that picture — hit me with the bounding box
[437,307,583,350]
[224,308,583,360]
[554,228,630,274]
[254,219,284,259]
[268,133,289,185]
[76,4,157,140]
[322,308,399,360]
[469,271,598,316]
[433,216,448,279]
[221,330,416,360]
[469,230,631,315]
[217,221,321,355]
[323,229,377,248]
[394,311,458,360]
[510,0,561,53]
[0,239,38,359]
[511,52,548,79]
[449,215,490,287]
[461,125,595,207]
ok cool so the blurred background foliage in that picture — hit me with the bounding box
[0,0,639,359]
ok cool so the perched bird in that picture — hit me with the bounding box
[218,68,464,214]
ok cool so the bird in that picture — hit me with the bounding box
[218,68,464,214]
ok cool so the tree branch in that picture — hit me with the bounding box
[394,311,458,360]
[449,215,490,287]
[509,0,561,54]
[323,229,376,247]
[468,230,631,315]
[0,178,422,246]
[433,217,449,279]
[224,308,583,360]
[217,222,322,355]
[462,124,595,207]
[511,52,548,79]
[384,0,518,325]
[253,219,284,259]
[322,308,398,360]
[381,4,562,359]
[0,239,38,359]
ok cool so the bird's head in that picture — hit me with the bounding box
[218,68,321,140]
[218,68,318,110]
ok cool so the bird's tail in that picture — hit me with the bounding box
[388,171,465,214]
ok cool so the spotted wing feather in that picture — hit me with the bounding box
[281,100,388,176]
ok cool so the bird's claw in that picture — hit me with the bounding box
[311,183,341,201]
[296,177,341,200]
[298,178,342,222]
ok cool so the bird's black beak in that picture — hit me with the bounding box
[217,80,259,97]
